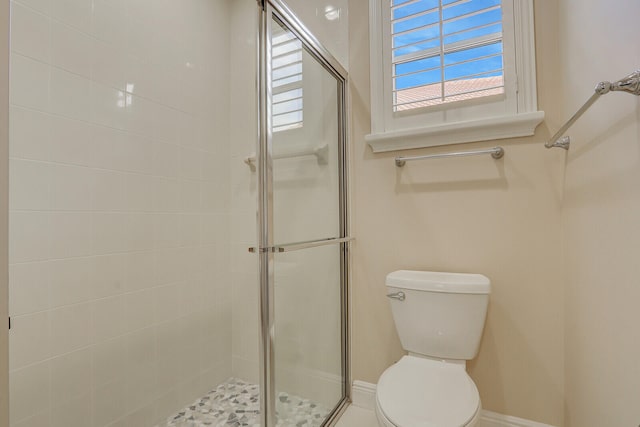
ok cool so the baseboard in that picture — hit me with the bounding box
[350,381,556,427]
[351,380,377,410]
[477,410,556,427]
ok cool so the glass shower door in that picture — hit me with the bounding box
[258,5,349,427]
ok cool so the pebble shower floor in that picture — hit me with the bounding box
[157,378,331,427]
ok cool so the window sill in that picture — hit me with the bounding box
[365,111,545,153]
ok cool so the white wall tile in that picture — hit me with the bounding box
[49,0,92,34]
[177,112,198,149]
[93,379,126,427]
[10,53,50,111]
[124,289,155,332]
[49,303,91,355]
[124,55,166,104]
[91,254,125,298]
[50,348,92,405]
[180,180,201,213]
[155,248,181,285]
[124,15,154,61]
[231,211,256,244]
[13,0,50,14]
[123,173,154,212]
[126,213,154,251]
[92,295,125,342]
[92,169,125,212]
[92,212,128,255]
[123,251,155,291]
[50,392,92,427]
[153,214,180,249]
[48,257,92,307]
[124,327,156,375]
[11,410,51,427]
[9,211,52,263]
[10,2,51,63]
[91,39,125,90]
[90,82,129,130]
[179,147,202,181]
[9,311,51,369]
[50,212,93,258]
[10,0,237,424]
[180,214,200,247]
[91,336,126,387]
[9,361,51,424]
[154,283,180,323]
[152,142,179,178]
[201,214,225,245]
[120,134,154,175]
[50,164,94,211]
[9,159,52,210]
[9,262,50,316]
[122,400,156,427]
[50,67,91,121]
[153,177,181,213]
[90,125,128,170]
[9,106,52,161]
[51,20,92,77]
[48,115,93,166]
[91,0,127,48]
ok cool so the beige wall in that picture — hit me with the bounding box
[348,1,566,424]
[559,1,640,426]
[1,0,9,424]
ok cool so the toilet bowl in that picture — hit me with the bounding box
[375,356,481,427]
[376,270,491,427]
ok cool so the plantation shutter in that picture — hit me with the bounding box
[272,27,304,132]
[391,0,505,112]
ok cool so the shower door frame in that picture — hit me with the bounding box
[0,0,8,426]
[257,1,351,426]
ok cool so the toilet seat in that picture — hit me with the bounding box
[375,355,481,427]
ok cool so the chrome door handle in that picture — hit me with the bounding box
[386,291,405,301]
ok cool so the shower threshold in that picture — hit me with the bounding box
[157,378,331,427]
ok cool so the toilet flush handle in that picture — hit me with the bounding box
[386,291,405,301]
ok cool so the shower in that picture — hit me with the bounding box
[5,0,350,426]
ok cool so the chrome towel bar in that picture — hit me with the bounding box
[248,236,354,253]
[546,69,640,150]
[244,143,329,171]
[395,146,504,167]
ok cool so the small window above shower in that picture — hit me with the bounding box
[272,27,304,133]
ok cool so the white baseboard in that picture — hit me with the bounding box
[351,380,377,410]
[350,381,556,427]
[477,411,556,427]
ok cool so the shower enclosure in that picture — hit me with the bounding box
[6,0,349,426]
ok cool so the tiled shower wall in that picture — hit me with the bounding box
[8,0,234,425]
[229,0,260,385]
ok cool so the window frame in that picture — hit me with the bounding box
[367,0,544,152]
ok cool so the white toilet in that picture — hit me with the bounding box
[376,270,491,427]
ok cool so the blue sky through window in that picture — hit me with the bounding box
[392,0,503,92]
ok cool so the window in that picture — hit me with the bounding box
[367,0,544,152]
[272,26,304,133]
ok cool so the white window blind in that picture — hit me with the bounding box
[392,0,504,112]
[272,28,303,132]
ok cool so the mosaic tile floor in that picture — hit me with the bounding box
[158,378,331,427]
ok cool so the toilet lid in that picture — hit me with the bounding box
[377,356,480,427]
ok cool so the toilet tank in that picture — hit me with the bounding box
[386,270,491,361]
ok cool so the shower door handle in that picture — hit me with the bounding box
[249,237,354,254]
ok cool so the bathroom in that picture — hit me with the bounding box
[0,0,639,426]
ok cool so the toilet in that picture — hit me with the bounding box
[376,270,491,427]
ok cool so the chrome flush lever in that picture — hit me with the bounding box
[386,291,405,301]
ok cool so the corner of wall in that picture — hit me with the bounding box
[0,0,9,424]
